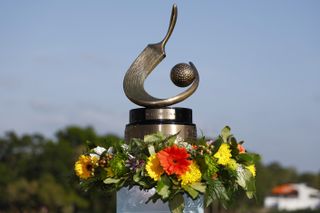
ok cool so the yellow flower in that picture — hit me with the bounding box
[179,161,202,186]
[246,164,256,177]
[74,155,98,179]
[214,143,232,165]
[146,154,164,181]
[227,159,238,170]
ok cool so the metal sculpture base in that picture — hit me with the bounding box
[125,108,196,142]
[117,187,204,213]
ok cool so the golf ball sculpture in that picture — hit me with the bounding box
[170,63,196,88]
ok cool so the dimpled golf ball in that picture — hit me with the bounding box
[170,63,195,87]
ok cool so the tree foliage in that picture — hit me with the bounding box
[0,126,117,213]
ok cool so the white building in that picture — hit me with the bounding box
[264,183,320,211]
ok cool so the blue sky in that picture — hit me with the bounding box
[0,1,319,172]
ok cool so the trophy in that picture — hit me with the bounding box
[73,5,258,210]
[123,4,199,145]
[118,4,203,213]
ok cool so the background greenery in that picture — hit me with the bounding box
[0,126,319,213]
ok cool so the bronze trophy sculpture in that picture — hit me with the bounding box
[119,4,203,213]
[123,4,199,144]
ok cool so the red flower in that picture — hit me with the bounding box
[157,145,191,176]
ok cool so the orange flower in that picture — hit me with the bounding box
[157,145,191,176]
[237,144,246,154]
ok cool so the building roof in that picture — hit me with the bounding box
[272,184,297,196]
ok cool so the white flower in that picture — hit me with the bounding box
[107,147,114,154]
[93,146,107,155]
[206,140,214,145]
[90,146,107,158]
[175,141,193,151]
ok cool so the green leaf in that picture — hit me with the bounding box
[130,138,144,153]
[157,184,170,199]
[236,166,256,199]
[237,153,254,165]
[203,154,218,180]
[148,145,155,156]
[212,138,223,154]
[156,176,171,199]
[138,180,149,188]
[237,153,260,165]
[246,191,255,199]
[170,177,180,185]
[144,132,165,143]
[229,136,238,147]
[169,193,184,213]
[145,193,162,204]
[182,185,199,199]
[205,180,229,208]
[115,178,127,189]
[166,133,178,146]
[236,167,249,189]
[204,191,214,207]
[221,126,231,142]
[213,180,229,201]
[251,153,261,163]
[133,172,140,183]
[197,135,207,146]
[191,182,206,193]
[85,140,96,149]
[103,178,120,184]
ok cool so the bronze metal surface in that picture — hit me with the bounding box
[170,63,196,87]
[125,124,196,142]
[145,108,176,120]
[123,4,200,108]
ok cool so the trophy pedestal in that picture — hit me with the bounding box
[124,108,196,142]
[117,187,204,213]
[117,107,203,213]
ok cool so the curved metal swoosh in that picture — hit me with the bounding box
[123,4,199,108]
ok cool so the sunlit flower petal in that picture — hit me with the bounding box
[157,145,191,176]
[227,159,238,170]
[179,161,202,186]
[246,164,256,177]
[74,155,98,179]
[213,143,232,165]
[146,154,164,181]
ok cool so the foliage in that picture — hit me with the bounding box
[0,126,117,213]
[74,126,259,213]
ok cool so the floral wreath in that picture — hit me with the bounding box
[74,126,259,213]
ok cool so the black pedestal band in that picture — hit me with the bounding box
[129,107,193,125]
